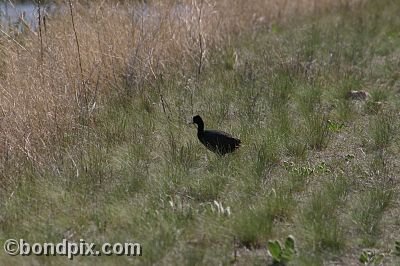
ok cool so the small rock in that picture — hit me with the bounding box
[347,90,370,101]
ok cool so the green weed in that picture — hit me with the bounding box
[359,249,386,266]
[233,204,274,248]
[301,175,348,253]
[305,113,331,150]
[352,186,393,246]
[370,112,396,150]
[267,235,297,265]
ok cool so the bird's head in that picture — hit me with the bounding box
[192,115,203,126]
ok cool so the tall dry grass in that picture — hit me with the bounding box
[0,0,363,171]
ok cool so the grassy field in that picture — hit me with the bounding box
[1,0,400,265]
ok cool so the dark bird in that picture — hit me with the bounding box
[191,115,241,155]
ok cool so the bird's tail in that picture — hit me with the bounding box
[235,138,241,147]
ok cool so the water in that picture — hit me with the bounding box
[0,1,50,31]
[0,1,193,33]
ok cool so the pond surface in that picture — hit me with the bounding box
[1,1,194,33]
[0,1,50,31]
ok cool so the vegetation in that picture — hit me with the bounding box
[0,0,400,265]
[267,235,297,265]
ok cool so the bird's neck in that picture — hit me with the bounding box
[197,123,204,134]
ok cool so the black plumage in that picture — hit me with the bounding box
[191,115,241,155]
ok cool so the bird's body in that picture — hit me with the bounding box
[192,115,241,155]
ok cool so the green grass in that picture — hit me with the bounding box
[370,111,397,150]
[352,185,394,247]
[1,0,400,265]
[301,175,349,253]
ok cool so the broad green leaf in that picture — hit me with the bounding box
[267,240,282,261]
[284,235,296,251]
[281,248,295,262]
